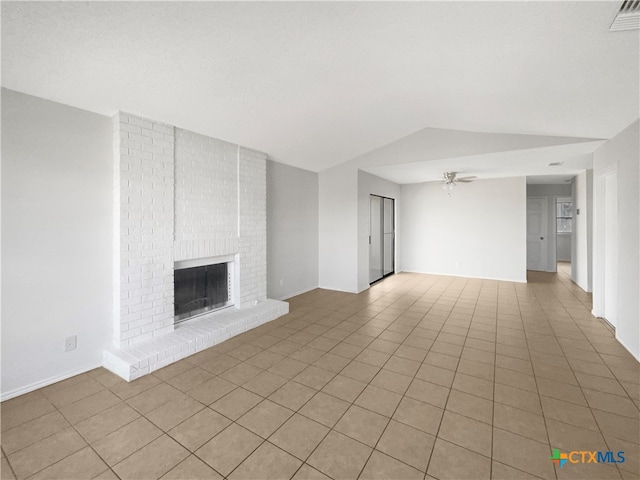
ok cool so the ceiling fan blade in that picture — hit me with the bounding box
[456,176,477,182]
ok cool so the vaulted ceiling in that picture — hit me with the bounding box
[2,1,638,178]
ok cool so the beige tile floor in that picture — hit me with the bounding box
[1,270,639,480]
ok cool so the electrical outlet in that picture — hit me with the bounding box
[64,335,77,352]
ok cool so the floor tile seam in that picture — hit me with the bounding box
[209,400,266,430]
[551,270,597,314]
[14,400,112,480]
[142,398,207,435]
[38,389,109,414]
[290,363,341,392]
[351,358,438,479]
[264,417,333,465]
[22,444,112,480]
[556,319,640,405]
[192,430,264,480]
[38,374,94,398]
[544,302,621,379]
[234,436,308,477]
[577,379,640,404]
[290,462,336,480]
[230,399,296,436]
[489,291,499,480]
[433,392,496,428]
[0,409,73,453]
[3,403,78,456]
[513,281,559,480]
[266,374,351,437]
[293,403,372,479]
[62,398,147,444]
[493,458,549,479]
[422,335,462,477]
[303,281,434,477]
[126,387,195,416]
[532,309,639,426]
[541,412,624,446]
[353,422,432,478]
[579,386,640,415]
[493,345,532,361]
[528,281,616,374]
[161,404,227,451]
[0,398,51,421]
[434,415,500,460]
[589,403,640,429]
[0,446,19,480]
[89,418,164,472]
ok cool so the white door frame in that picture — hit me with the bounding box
[593,164,618,326]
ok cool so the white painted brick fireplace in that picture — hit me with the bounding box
[104,112,287,381]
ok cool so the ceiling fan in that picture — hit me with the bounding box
[440,172,476,190]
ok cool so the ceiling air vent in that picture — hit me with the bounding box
[610,0,640,31]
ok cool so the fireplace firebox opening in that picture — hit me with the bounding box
[174,260,233,323]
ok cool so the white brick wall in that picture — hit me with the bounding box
[174,129,239,261]
[239,147,268,306]
[113,112,175,347]
[111,112,271,354]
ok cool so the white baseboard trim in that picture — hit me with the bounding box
[279,286,320,301]
[317,285,359,294]
[589,312,639,362]
[401,269,527,284]
[1,363,103,402]
[574,279,591,293]
[616,334,640,362]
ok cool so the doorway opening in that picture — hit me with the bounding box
[369,195,395,284]
[555,196,573,275]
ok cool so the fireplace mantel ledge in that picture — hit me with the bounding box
[103,299,289,381]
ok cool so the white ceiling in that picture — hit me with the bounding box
[361,140,603,184]
[2,1,638,176]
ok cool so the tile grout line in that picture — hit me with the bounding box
[2,272,637,480]
[421,277,473,478]
[526,277,639,479]
[514,277,559,480]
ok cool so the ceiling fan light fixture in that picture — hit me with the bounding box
[442,182,456,191]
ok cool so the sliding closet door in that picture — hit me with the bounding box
[369,195,383,283]
[369,195,395,284]
[383,197,395,276]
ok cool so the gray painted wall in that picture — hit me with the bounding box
[266,160,319,300]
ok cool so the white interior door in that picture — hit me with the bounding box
[527,196,548,271]
[603,173,618,327]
